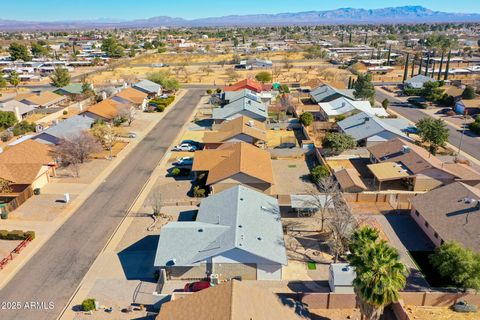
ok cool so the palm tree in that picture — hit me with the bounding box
[348,228,407,320]
[349,226,379,253]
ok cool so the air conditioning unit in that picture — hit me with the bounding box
[401,145,410,153]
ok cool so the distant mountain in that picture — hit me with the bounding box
[1,6,480,30]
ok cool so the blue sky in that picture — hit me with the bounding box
[4,0,480,21]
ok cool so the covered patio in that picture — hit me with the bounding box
[367,162,414,191]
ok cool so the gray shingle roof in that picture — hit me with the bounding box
[212,97,268,120]
[154,185,287,267]
[223,89,262,104]
[404,74,435,86]
[337,112,411,141]
[310,84,354,103]
[36,115,94,140]
[133,79,161,94]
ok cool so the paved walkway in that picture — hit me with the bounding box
[0,89,204,320]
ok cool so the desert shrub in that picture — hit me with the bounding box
[311,165,330,184]
[0,230,8,239]
[7,230,24,240]
[24,230,35,240]
[171,168,181,176]
[193,186,206,198]
[81,299,96,311]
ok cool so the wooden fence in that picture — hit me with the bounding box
[0,185,34,214]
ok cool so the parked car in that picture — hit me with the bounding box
[172,143,197,152]
[181,140,203,150]
[403,126,419,134]
[184,281,211,292]
[175,157,194,166]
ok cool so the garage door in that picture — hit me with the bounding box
[214,263,257,280]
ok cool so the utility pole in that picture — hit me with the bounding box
[456,111,468,161]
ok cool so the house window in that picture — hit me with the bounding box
[434,232,438,239]
[425,221,429,228]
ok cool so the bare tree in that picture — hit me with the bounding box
[147,188,172,230]
[272,66,282,81]
[118,105,136,126]
[327,193,357,262]
[54,131,101,177]
[303,176,339,232]
[0,178,12,193]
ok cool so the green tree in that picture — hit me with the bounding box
[462,86,476,100]
[254,71,272,83]
[416,117,449,155]
[0,76,7,89]
[101,37,124,58]
[430,242,480,291]
[9,72,20,88]
[8,43,32,61]
[147,71,180,92]
[310,165,330,184]
[323,132,356,154]
[31,42,50,58]
[381,99,390,110]
[353,74,375,105]
[403,53,409,83]
[348,233,407,320]
[299,112,313,126]
[0,111,18,128]
[444,50,451,80]
[349,227,379,254]
[50,67,71,88]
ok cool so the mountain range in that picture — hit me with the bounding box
[1,6,480,30]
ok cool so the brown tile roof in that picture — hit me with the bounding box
[224,79,263,93]
[156,280,303,320]
[192,142,274,185]
[114,87,148,105]
[85,99,127,120]
[410,182,480,252]
[0,163,43,184]
[22,91,65,106]
[334,168,368,191]
[203,116,267,144]
[459,99,480,109]
[0,140,54,165]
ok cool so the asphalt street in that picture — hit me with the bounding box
[375,88,480,160]
[0,89,203,320]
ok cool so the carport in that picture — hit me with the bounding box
[367,162,413,191]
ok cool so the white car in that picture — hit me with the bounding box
[175,157,194,166]
[172,143,197,152]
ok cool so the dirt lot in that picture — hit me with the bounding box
[405,305,479,320]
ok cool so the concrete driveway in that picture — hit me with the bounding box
[0,89,204,320]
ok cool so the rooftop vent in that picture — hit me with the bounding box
[257,236,263,241]
[401,145,410,154]
[198,228,204,233]
[238,225,243,228]
[341,266,350,272]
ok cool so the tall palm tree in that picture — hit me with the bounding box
[348,229,407,320]
[349,227,379,253]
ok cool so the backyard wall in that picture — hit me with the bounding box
[343,192,419,210]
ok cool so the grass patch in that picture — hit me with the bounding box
[307,261,317,270]
[288,164,297,168]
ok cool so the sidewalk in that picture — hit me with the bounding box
[0,90,187,290]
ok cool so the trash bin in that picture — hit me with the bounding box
[34,188,41,195]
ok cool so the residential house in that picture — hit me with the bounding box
[132,79,162,98]
[310,84,355,103]
[237,58,273,69]
[410,182,480,252]
[82,99,130,122]
[112,87,148,110]
[222,89,263,105]
[0,100,35,121]
[154,186,287,281]
[337,112,413,146]
[203,116,267,149]
[192,142,274,194]
[319,97,389,121]
[156,280,302,320]
[0,139,56,190]
[33,115,94,145]
[454,99,480,115]
[367,138,480,191]
[224,79,264,93]
[334,168,368,193]
[212,97,268,124]
[404,74,435,89]
[20,91,67,108]
[54,83,85,97]
[329,263,355,293]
